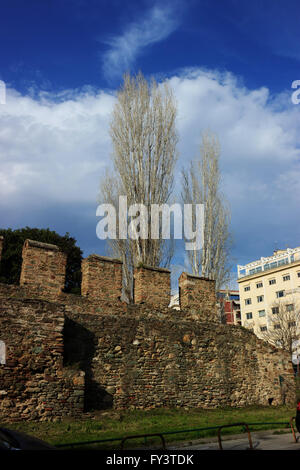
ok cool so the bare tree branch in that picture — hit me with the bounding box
[181,131,233,290]
[256,299,300,356]
[99,72,178,301]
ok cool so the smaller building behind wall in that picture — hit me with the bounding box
[218,289,241,325]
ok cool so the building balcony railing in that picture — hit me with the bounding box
[237,247,300,279]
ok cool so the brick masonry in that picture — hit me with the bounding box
[0,238,296,422]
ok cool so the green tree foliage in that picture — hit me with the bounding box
[0,227,82,293]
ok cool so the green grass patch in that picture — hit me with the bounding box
[1,406,296,450]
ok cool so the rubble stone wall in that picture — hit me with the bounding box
[64,309,295,410]
[0,238,296,422]
[0,298,84,422]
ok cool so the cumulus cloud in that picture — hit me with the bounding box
[168,69,300,263]
[101,3,180,80]
[0,87,115,208]
[1,68,300,263]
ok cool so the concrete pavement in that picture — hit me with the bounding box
[169,429,300,450]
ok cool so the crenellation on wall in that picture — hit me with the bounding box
[81,254,123,303]
[0,237,296,422]
[134,265,171,308]
[20,239,67,299]
[179,272,218,321]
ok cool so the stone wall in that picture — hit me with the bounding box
[64,310,295,410]
[0,237,296,421]
[179,272,218,321]
[134,265,171,308]
[0,298,84,422]
[20,239,67,300]
[81,254,123,302]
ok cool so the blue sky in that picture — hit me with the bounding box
[1,0,300,289]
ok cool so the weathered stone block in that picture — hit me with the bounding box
[81,254,122,302]
[20,239,67,299]
[134,265,170,308]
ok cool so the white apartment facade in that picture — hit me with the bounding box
[237,247,300,363]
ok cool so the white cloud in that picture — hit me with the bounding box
[101,3,179,80]
[0,88,115,207]
[1,68,300,265]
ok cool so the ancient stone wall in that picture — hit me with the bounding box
[0,298,84,422]
[20,239,67,300]
[134,265,171,308]
[64,310,295,410]
[179,272,218,321]
[81,254,123,302]
[0,237,296,421]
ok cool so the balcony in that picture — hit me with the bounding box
[237,248,300,279]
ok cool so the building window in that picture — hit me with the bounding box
[245,298,252,305]
[246,312,253,320]
[269,279,276,285]
[274,324,281,330]
[276,290,285,298]
[0,340,5,365]
[244,286,250,292]
[286,304,294,312]
[283,275,290,281]
[260,326,267,332]
[288,321,296,328]
[249,267,262,275]
[258,309,266,317]
[256,282,263,288]
[257,295,264,303]
[278,258,288,266]
[297,272,300,278]
[272,307,279,314]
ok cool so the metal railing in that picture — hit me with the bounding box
[217,422,253,450]
[120,433,166,450]
[56,418,299,450]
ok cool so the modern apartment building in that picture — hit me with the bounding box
[237,247,300,348]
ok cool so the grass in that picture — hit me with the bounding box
[1,405,297,450]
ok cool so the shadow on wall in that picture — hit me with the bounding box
[63,318,112,411]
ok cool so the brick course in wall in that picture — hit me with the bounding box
[0,237,296,421]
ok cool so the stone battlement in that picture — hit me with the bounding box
[0,237,296,423]
[0,238,218,320]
